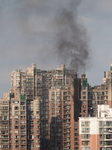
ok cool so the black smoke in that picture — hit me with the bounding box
[55,1,90,71]
[0,0,90,71]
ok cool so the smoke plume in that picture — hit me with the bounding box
[0,0,90,71]
[55,1,90,71]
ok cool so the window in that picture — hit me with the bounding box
[3,101,8,104]
[15,111,19,115]
[82,148,90,150]
[83,96,86,99]
[15,121,18,124]
[21,135,26,139]
[36,145,40,147]
[21,121,26,124]
[81,134,90,139]
[15,116,18,119]
[15,106,18,110]
[15,135,19,139]
[36,101,40,105]
[21,111,25,115]
[20,106,25,110]
[21,130,26,134]
[13,101,19,104]
[74,123,78,127]
[83,110,86,113]
[15,126,19,129]
[21,102,25,105]
[66,79,69,84]
[21,140,26,144]
[36,126,40,129]
[83,105,86,108]
[82,128,90,133]
[106,121,112,126]
[21,126,26,129]
[20,116,26,119]
[21,145,26,149]
[82,141,90,146]
[56,92,61,95]
[82,87,86,90]
[75,128,78,131]
[36,111,39,114]
[36,106,39,110]
[82,101,86,104]
[30,126,33,129]
[36,135,40,138]
[81,121,90,127]
[83,92,86,95]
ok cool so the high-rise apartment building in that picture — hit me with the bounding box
[0,63,89,150]
[79,105,112,150]
[49,86,75,150]
[89,84,108,117]
[88,63,112,117]
[3,62,112,150]
[0,98,10,150]
[78,63,112,150]
[0,95,40,150]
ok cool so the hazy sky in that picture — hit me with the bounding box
[0,0,112,97]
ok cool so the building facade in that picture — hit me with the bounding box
[0,64,89,150]
[88,63,112,117]
[6,62,112,150]
[2,62,112,150]
[79,105,112,150]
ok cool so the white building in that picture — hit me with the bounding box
[79,105,112,150]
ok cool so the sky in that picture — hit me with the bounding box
[0,0,112,97]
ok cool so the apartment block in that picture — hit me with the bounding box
[0,98,10,150]
[79,105,112,150]
[87,63,112,118]
[90,84,108,117]
[49,86,74,150]
[0,63,89,150]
